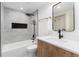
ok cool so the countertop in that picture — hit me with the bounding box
[37,36,79,55]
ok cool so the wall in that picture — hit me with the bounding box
[38,2,79,41]
[1,6,33,45]
[0,2,1,57]
[38,3,58,37]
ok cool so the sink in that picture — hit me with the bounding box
[54,39,67,45]
[40,36,69,45]
[45,37,68,44]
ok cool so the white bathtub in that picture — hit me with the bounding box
[2,40,37,57]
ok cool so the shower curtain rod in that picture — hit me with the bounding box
[39,16,52,21]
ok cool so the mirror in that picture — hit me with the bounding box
[52,2,75,32]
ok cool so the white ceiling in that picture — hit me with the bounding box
[2,2,49,13]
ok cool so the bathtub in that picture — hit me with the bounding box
[2,40,37,57]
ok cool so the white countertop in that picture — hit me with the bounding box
[37,36,79,55]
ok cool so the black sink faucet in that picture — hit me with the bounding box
[58,29,63,39]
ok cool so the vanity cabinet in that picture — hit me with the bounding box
[37,40,58,57]
[37,40,79,57]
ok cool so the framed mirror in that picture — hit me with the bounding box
[52,2,75,32]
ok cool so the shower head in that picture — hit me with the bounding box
[25,13,34,16]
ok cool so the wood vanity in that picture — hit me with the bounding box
[37,39,79,57]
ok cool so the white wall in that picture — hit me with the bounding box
[38,2,79,41]
[38,3,58,37]
[1,6,33,45]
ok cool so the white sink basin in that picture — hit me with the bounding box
[45,37,68,44]
[39,36,69,45]
[53,39,67,45]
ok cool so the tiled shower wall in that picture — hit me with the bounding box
[1,4,34,45]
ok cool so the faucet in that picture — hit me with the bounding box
[58,29,63,39]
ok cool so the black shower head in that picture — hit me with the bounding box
[25,13,34,16]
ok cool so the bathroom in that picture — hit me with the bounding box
[1,1,79,57]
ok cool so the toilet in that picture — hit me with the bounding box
[26,45,37,57]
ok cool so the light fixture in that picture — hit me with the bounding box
[48,2,53,6]
[20,7,23,10]
[57,6,61,8]
[49,2,59,6]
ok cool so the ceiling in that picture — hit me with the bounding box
[2,2,49,13]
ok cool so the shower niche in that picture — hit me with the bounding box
[12,23,28,29]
